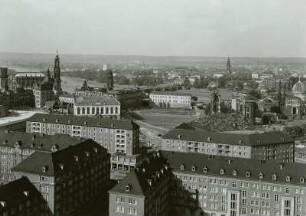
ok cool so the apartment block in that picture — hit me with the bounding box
[26,113,141,172]
[162,129,294,162]
[109,152,171,216]
[163,151,306,216]
[149,91,192,109]
[12,137,110,216]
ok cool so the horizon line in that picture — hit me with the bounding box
[0,51,306,59]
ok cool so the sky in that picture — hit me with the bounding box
[0,0,305,57]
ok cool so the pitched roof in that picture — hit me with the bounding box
[150,91,192,97]
[175,123,195,130]
[27,113,138,130]
[75,95,120,106]
[162,151,306,186]
[12,139,108,176]
[0,177,42,209]
[109,153,169,196]
[162,129,293,146]
[0,130,86,152]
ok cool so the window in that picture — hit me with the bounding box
[203,167,208,173]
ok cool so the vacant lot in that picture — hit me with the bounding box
[135,108,196,130]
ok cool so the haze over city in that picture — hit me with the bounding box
[0,0,305,57]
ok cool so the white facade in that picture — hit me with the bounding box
[74,104,121,118]
[149,92,192,109]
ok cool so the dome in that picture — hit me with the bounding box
[292,80,306,93]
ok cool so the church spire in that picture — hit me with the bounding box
[53,50,62,96]
[226,56,231,74]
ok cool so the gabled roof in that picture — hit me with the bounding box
[162,151,306,186]
[162,129,293,146]
[27,113,138,130]
[109,153,169,196]
[12,139,108,177]
[75,95,120,106]
[0,177,42,209]
[175,123,195,130]
[0,130,86,152]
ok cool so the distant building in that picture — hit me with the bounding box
[284,95,304,120]
[161,129,294,162]
[33,77,54,108]
[226,56,232,74]
[59,93,75,105]
[163,151,306,216]
[75,80,107,97]
[14,72,45,90]
[292,78,306,102]
[0,177,51,216]
[110,89,146,110]
[149,91,192,109]
[26,113,141,174]
[74,95,121,118]
[109,152,171,216]
[52,51,62,96]
[0,67,9,92]
[106,70,114,91]
[12,135,110,216]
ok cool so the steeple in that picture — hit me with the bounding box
[53,50,62,96]
[226,56,231,74]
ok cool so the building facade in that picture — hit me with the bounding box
[0,67,9,92]
[26,113,141,173]
[33,82,54,108]
[149,91,192,109]
[163,151,306,216]
[0,177,51,216]
[14,72,45,90]
[12,139,110,216]
[109,152,171,216]
[74,95,121,119]
[162,129,294,162]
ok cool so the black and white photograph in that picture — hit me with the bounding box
[0,0,305,215]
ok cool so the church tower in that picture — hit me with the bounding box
[0,67,9,92]
[226,56,231,74]
[106,69,114,91]
[53,50,62,96]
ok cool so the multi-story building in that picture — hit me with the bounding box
[11,136,110,216]
[26,113,141,174]
[74,95,121,119]
[163,151,306,216]
[0,130,101,184]
[0,177,51,216]
[149,91,192,109]
[162,129,294,162]
[109,152,171,216]
[0,67,9,92]
[33,81,54,108]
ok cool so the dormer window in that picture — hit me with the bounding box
[0,201,6,208]
[191,166,196,171]
[178,134,182,139]
[125,185,131,192]
[180,164,185,171]
[43,118,46,122]
[259,172,264,179]
[2,139,8,145]
[246,171,251,178]
[220,168,225,175]
[239,140,243,144]
[203,167,208,173]
[232,170,237,176]
[257,140,261,144]
[51,145,59,152]
[93,147,98,153]
[42,166,48,173]
[14,141,21,148]
[68,120,71,124]
[147,179,152,186]
[74,155,79,162]
[55,119,59,123]
[23,191,29,197]
[84,121,87,125]
[207,137,211,141]
[300,177,305,183]
[272,174,277,181]
[286,176,291,182]
[59,163,64,170]
[85,152,90,157]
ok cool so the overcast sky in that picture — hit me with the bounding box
[0,0,305,57]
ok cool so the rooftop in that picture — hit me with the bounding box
[15,72,45,77]
[12,139,108,176]
[75,95,120,106]
[109,153,169,196]
[0,177,42,209]
[162,129,293,146]
[0,130,89,152]
[162,151,306,186]
[27,113,138,130]
[150,91,192,97]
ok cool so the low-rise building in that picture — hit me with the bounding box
[74,95,121,119]
[12,136,110,216]
[0,177,51,216]
[162,129,294,162]
[109,152,171,216]
[26,113,141,174]
[149,91,192,109]
[163,151,306,216]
